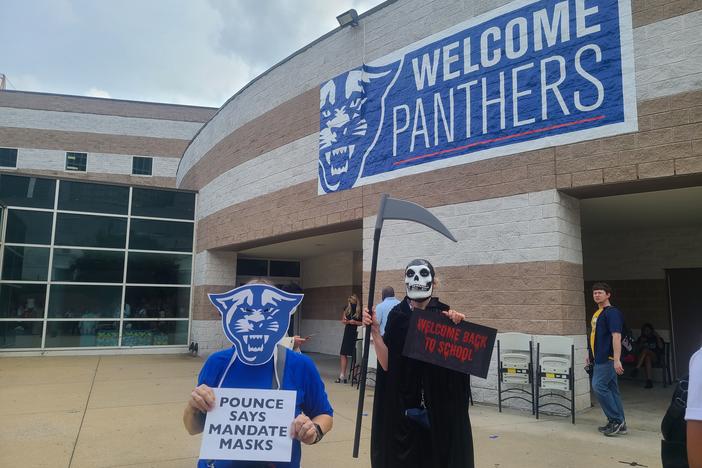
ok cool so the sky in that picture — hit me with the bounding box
[0,0,384,108]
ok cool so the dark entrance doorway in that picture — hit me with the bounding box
[666,268,702,378]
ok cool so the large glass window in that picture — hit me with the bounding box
[122,320,188,346]
[0,321,43,348]
[45,321,119,348]
[55,213,127,248]
[129,219,193,252]
[2,246,50,281]
[0,174,55,208]
[131,188,195,220]
[52,248,125,283]
[124,286,190,319]
[127,252,191,285]
[48,285,122,319]
[0,175,194,350]
[58,180,129,214]
[5,210,53,245]
[0,283,46,319]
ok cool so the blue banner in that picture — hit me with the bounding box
[318,0,636,194]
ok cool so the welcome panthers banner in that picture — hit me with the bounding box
[318,0,636,194]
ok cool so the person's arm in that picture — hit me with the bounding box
[362,307,388,370]
[688,421,702,468]
[183,384,216,435]
[612,332,623,375]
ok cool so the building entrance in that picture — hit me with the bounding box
[579,186,702,383]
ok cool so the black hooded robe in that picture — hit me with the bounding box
[371,297,474,468]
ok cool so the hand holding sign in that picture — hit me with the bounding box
[291,413,318,445]
[442,309,466,325]
[188,384,216,413]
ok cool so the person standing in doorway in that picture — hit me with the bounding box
[337,293,362,383]
[375,286,400,337]
[587,282,627,436]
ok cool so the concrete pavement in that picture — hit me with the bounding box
[0,353,669,467]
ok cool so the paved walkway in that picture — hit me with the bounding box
[0,353,669,467]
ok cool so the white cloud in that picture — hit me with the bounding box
[0,0,384,107]
[85,87,111,99]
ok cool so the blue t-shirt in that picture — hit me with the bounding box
[376,297,400,336]
[196,347,333,468]
[590,306,624,364]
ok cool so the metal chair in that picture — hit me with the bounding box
[535,335,575,424]
[497,332,534,414]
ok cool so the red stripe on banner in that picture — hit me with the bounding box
[393,115,606,166]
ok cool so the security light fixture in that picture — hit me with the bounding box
[337,9,359,27]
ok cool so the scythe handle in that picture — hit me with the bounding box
[352,194,387,458]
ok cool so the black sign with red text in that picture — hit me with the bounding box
[402,309,497,378]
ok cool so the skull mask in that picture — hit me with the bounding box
[404,259,435,300]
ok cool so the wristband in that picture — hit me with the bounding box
[312,423,324,444]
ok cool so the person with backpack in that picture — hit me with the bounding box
[587,282,627,436]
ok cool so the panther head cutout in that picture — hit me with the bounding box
[318,62,401,193]
[208,284,303,366]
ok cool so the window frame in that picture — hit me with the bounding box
[131,156,153,177]
[0,147,18,169]
[65,152,88,172]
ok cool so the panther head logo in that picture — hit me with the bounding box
[319,62,401,193]
[208,284,303,366]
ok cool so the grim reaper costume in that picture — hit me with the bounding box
[371,259,474,468]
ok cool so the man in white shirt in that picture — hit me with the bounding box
[375,286,400,336]
[686,346,702,468]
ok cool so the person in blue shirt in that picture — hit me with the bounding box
[183,280,333,468]
[375,286,400,337]
[184,345,333,468]
[586,282,627,437]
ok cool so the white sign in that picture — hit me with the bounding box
[199,388,297,463]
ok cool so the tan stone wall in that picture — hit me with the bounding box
[364,261,586,335]
[0,127,189,158]
[300,285,353,321]
[633,0,702,27]
[192,285,224,321]
[556,90,702,189]
[179,88,319,191]
[196,181,364,252]
[0,90,216,122]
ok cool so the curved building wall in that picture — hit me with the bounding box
[182,0,702,407]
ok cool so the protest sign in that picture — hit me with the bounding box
[199,388,297,463]
[403,309,497,378]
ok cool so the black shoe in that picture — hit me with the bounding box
[604,420,627,436]
[598,421,613,433]
[644,380,653,389]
